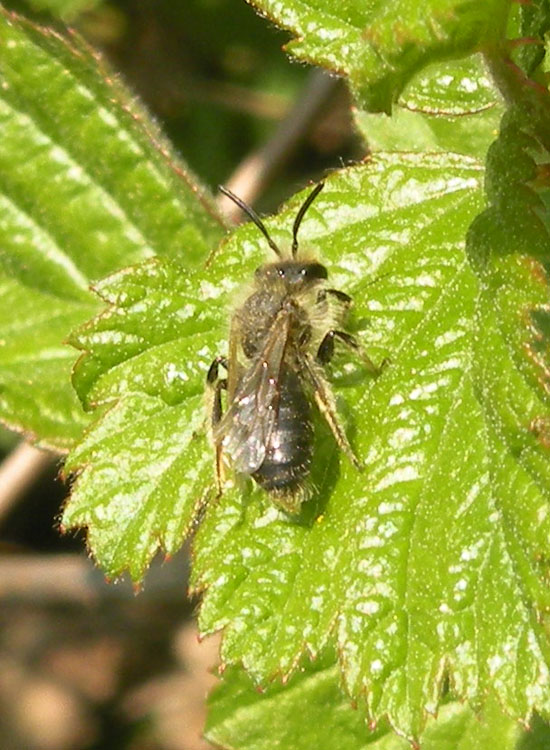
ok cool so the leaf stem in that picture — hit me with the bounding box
[484,44,550,150]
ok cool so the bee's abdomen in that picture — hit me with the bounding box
[253,369,313,494]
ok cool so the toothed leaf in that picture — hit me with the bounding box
[355,54,504,159]
[249,0,510,111]
[207,659,523,750]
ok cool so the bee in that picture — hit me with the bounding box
[206,182,382,513]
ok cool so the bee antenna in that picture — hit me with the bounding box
[292,182,324,258]
[218,186,282,258]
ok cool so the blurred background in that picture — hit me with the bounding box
[0,0,366,747]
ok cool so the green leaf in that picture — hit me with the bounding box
[512,0,550,78]
[249,0,511,111]
[63,259,220,579]
[206,658,395,750]
[206,659,522,750]
[520,715,550,750]
[65,154,485,725]
[0,7,224,449]
[355,54,504,159]
[186,152,550,739]
[64,135,550,738]
[0,277,96,449]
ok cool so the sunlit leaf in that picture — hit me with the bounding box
[355,55,503,159]
[249,0,509,110]
[0,7,223,449]
[64,155,550,743]
[190,150,550,737]
[207,659,522,750]
[63,259,220,578]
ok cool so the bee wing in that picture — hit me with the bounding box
[216,312,291,474]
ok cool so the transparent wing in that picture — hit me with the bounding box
[215,312,291,474]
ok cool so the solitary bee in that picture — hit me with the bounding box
[207,182,381,513]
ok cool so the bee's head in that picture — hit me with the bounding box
[218,182,325,262]
[255,260,327,288]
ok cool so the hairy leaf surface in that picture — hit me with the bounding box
[64,154,550,740]
[63,259,221,577]
[207,659,522,750]
[249,0,510,110]
[48,0,550,743]
[0,7,223,449]
[355,54,503,159]
[190,150,550,738]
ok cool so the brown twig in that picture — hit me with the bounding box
[0,550,190,602]
[216,68,338,223]
[0,442,55,524]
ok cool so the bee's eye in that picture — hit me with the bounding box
[302,263,328,281]
[278,268,285,278]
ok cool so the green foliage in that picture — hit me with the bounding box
[0,6,224,449]
[63,259,218,578]
[64,155,483,588]
[3,0,550,747]
[207,658,524,750]
[186,150,550,740]
[249,0,510,111]
[354,55,504,158]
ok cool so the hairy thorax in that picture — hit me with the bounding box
[236,285,312,359]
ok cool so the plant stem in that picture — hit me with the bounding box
[0,442,54,525]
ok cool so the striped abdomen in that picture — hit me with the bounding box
[252,367,313,495]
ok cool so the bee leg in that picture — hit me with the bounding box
[212,380,227,497]
[317,330,385,376]
[206,357,229,496]
[317,288,352,306]
[206,356,228,431]
[207,356,228,385]
[299,352,362,471]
